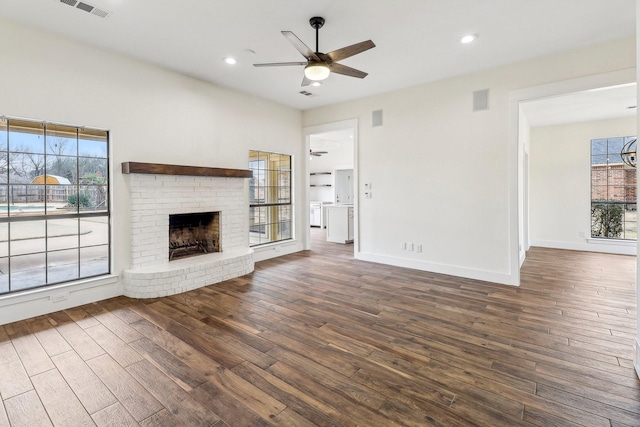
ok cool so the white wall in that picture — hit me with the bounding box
[529,117,636,254]
[303,36,636,285]
[0,17,302,323]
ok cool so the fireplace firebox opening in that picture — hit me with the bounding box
[169,211,220,261]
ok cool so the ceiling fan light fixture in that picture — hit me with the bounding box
[304,62,330,81]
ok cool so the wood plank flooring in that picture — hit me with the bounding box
[0,228,638,426]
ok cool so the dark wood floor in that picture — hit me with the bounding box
[0,229,638,426]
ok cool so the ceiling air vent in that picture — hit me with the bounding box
[299,91,313,97]
[58,0,111,18]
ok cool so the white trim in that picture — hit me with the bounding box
[635,338,640,380]
[586,238,636,247]
[355,252,513,286]
[531,239,636,256]
[251,240,305,262]
[0,274,120,325]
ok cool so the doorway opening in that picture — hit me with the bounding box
[304,119,358,255]
[509,69,636,286]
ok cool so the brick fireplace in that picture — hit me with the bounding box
[122,162,254,298]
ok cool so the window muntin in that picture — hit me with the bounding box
[249,150,292,246]
[0,117,110,295]
[590,136,636,240]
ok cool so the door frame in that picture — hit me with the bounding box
[303,119,359,254]
[509,68,636,286]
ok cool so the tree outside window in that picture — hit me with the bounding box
[591,136,636,240]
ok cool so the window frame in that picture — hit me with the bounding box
[249,150,293,247]
[590,135,636,241]
[0,117,111,295]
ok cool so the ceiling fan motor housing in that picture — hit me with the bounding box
[309,17,325,30]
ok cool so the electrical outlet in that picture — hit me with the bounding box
[51,292,69,303]
[364,191,372,199]
[579,231,586,238]
[401,242,406,250]
[416,244,422,253]
[407,243,414,251]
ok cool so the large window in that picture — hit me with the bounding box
[591,136,636,240]
[249,150,292,246]
[0,117,110,294]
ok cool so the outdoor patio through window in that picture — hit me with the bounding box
[0,117,110,294]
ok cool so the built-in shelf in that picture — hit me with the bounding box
[122,162,252,178]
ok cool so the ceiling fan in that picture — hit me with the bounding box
[254,16,375,86]
[310,149,328,157]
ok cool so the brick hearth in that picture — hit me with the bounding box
[122,170,253,298]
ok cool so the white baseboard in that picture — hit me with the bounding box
[354,252,514,286]
[531,239,636,256]
[0,275,121,325]
[252,240,305,262]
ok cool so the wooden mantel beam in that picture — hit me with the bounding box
[121,162,253,178]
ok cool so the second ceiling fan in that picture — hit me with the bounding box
[254,16,375,86]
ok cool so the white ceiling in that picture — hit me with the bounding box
[521,83,637,128]
[0,0,635,111]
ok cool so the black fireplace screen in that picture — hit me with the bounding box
[168,211,220,260]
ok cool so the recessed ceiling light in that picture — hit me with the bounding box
[460,34,477,44]
[311,81,322,87]
[224,57,237,65]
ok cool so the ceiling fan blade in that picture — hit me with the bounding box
[301,75,312,86]
[282,31,322,62]
[326,40,375,62]
[329,63,368,79]
[253,62,307,67]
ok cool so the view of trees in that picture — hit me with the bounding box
[0,129,108,210]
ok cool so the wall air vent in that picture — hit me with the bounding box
[58,0,111,18]
[76,2,93,12]
[473,89,489,111]
[372,109,383,127]
[91,8,109,18]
